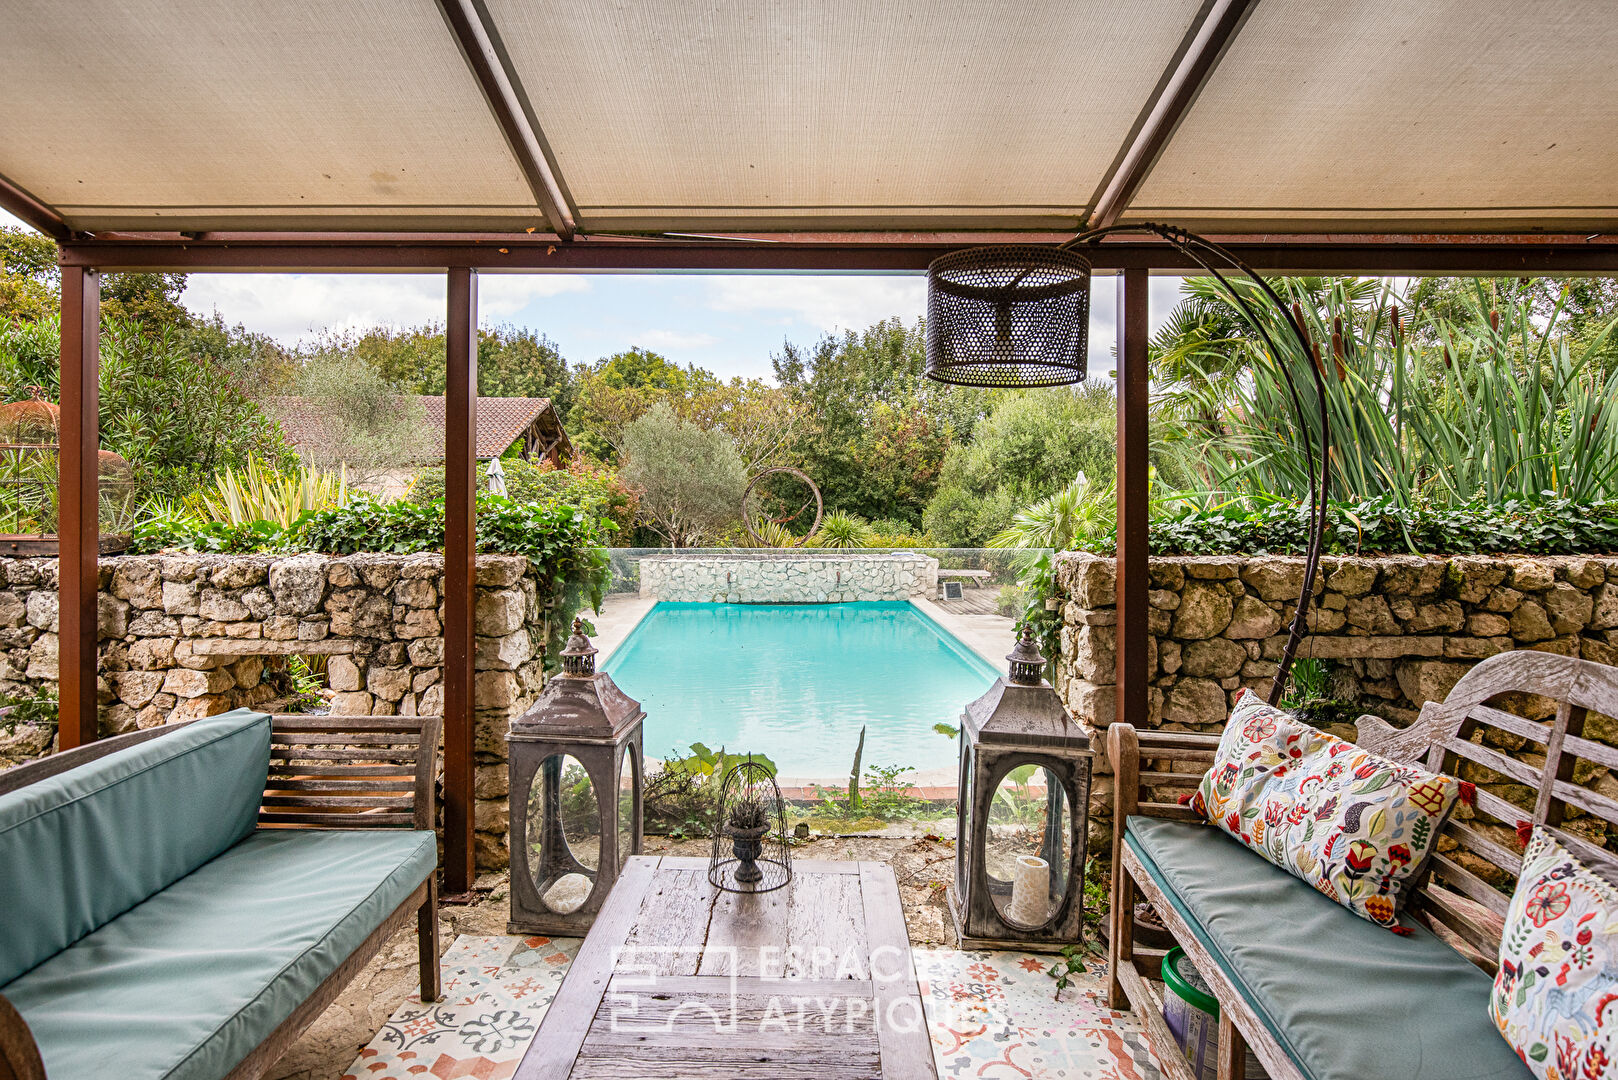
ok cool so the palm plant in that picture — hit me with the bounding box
[989,471,1115,551]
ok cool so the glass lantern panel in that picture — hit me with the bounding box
[985,764,1072,929]
[525,753,601,915]
[617,747,638,872]
[956,735,972,895]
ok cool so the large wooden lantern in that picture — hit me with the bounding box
[949,625,1093,951]
[508,618,644,935]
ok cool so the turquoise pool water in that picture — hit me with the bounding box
[604,602,998,778]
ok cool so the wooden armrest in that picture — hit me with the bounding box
[1108,723,1141,822]
[0,994,46,1080]
[261,714,443,831]
[1110,724,1212,824]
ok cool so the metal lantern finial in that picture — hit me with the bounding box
[925,245,1091,388]
[560,618,597,677]
[1007,624,1047,686]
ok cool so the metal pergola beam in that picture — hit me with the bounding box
[1088,0,1258,229]
[0,171,71,242]
[1115,269,1150,739]
[436,0,577,239]
[58,267,99,750]
[443,268,478,896]
[54,232,1618,275]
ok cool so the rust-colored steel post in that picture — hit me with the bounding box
[444,267,478,894]
[58,266,100,749]
[1115,269,1150,729]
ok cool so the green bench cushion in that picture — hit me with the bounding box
[1126,816,1530,1080]
[3,828,436,1080]
[0,710,271,986]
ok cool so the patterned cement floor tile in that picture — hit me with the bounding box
[342,936,1161,1080]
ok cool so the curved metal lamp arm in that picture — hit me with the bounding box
[1065,222,1332,707]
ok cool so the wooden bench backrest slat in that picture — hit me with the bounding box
[1356,653,1618,971]
[261,714,442,831]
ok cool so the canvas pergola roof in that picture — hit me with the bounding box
[4,0,1617,247]
[13,0,1618,897]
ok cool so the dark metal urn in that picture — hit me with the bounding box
[725,823,769,882]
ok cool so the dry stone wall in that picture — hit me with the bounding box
[638,553,938,603]
[0,553,554,869]
[1056,552,1618,862]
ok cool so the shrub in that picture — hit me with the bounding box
[412,456,637,535]
[1143,496,1618,557]
[131,494,615,667]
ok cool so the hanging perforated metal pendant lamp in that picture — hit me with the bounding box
[924,245,1092,388]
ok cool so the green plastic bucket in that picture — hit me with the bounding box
[1161,947,1220,1080]
[1160,947,1267,1080]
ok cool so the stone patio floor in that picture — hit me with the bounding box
[268,836,1163,1080]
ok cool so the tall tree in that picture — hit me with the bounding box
[771,317,995,527]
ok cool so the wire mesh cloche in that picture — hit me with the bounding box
[708,758,792,894]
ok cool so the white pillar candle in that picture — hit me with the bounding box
[1007,854,1051,926]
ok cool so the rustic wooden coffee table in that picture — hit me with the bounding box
[514,855,938,1079]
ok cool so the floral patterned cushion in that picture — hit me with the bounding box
[1492,827,1618,1079]
[1191,689,1459,929]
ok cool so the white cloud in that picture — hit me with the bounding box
[705,275,928,333]
[632,329,720,350]
[181,272,588,344]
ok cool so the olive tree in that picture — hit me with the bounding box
[619,401,746,547]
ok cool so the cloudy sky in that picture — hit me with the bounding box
[4,209,1185,381]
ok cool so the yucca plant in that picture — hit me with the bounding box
[1167,277,1618,511]
[184,457,352,528]
[808,510,874,549]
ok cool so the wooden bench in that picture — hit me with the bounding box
[938,569,992,587]
[1105,651,1618,1080]
[0,711,443,1080]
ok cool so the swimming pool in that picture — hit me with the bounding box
[604,602,998,779]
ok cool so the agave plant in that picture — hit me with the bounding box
[184,457,352,528]
[807,510,874,549]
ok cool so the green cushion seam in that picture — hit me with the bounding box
[1126,827,1318,1080]
[0,717,266,837]
[158,831,435,1080]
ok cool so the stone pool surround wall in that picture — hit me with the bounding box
[0,553,555,868]
[637,552,939,603]
[1055,551,1618,862]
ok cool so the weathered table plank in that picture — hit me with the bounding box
[515,856,938,1079]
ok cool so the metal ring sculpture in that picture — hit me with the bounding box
[742,466,823,547]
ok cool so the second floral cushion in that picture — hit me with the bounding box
[1191,689,1460,929]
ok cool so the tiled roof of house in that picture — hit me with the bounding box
[269,395,570,461]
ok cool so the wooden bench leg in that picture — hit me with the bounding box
[419,876,442,1003]
[1217,1012,1246,1080]
[1107,861,1135,1010]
